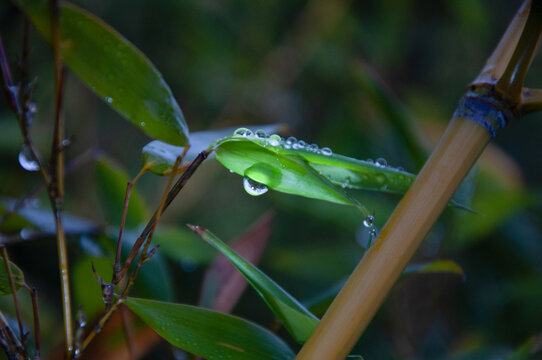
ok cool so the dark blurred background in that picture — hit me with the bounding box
[1,0,541,359]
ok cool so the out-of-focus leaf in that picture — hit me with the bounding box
[303,259,464,316]
[95,157,148,227]
[0,257,25,295]
[142,124,286,175]
[15,0,189,145]
[125,297,295,360]
[2,199,97,235]
[352,60,426,168]
[403,260,464,278]
[0,203,33,233]
[151,226,215,266]
[73,256,112,319]
[189,225,319,343]
[199,211,274,313]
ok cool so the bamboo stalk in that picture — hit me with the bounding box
[296,1,542,358]
[296,114,491,360]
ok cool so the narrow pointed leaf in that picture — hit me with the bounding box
[0,257,25,295]
[199,211,274,313]
[142,124,285,175]
[125,297,295,360]
[190,225,319,343]
[403,259,464,277]
[15,0,189,145]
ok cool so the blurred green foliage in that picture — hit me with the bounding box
[0,0,541,358]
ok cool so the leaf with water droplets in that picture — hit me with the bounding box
[0,257,25,295]
[189,225,319,343]
[125,297,295,360]
[211,131,474,213]
[15,0,189,145]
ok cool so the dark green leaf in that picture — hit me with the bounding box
[15,0,189,145]
[95,157,148,227]
[403,260,464,277]
[0,257,25,295]
[189,225,319,343]
[125,297,295,360]
[152,226,215,266]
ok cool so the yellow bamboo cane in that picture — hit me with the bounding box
[296,0,542,358]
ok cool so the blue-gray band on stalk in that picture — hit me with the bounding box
[453,90,515,138]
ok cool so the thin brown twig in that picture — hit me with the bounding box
[48,0,73,355]
[23,283,40,359]
[113,163,152,282]
[81,150,207,353]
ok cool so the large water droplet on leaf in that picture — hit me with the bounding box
[18,145,39,171]
[243,177,268,196]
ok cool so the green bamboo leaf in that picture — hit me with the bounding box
[125,297,295,360]
[213,130,414,196]
[142,124,285,175]
[189,225,319,343]
[15,0,189,145]
[0,257,25,295]
[95,157,148,227]
[403,260,465,277]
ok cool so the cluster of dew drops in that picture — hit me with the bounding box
[233,128,333,156]
[232,127,378,246]
[233,127,334,197]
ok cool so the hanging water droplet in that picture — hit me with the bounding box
[375,158,387,167]
[294,140,306,149]
[284,137,297,149]
[18,145,39,171]
[243,177,268,196]
[255,129,267,138]
[306,143,318,152]
[105,97,113,103]
[370,228,377,238]
[267,134,281,146]
[229,169,234,174]
[140,121,146,127]
[320,147,332,156]
[363,215,375,228]
[233,127,253,137]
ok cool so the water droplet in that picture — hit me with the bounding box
[294,140,306,149]
[105,97,113,103]
[140,121,146,127]
[320,147,332,156]
[375,158,387,167]
[363,215,374,228]
[267,134,281,146]
[396,166,404,171]
[366,158,374,164]
[229,169,234,173]
[284,137,297,149]
[306,143,318,152]
[18,145,39,171]
[341,178,351,189]
[243,177,268,196]
[233,127,253,137]
[375,173,386,184]
[255,129,267,138]
[26,102,37,114]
